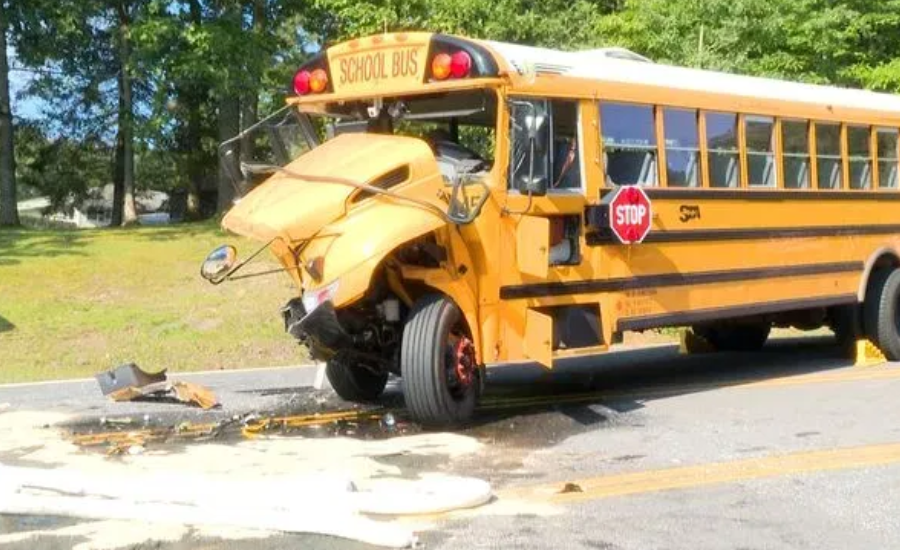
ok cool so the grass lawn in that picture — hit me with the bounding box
[0,222,305,384]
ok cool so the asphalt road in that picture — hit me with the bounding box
[2,335,900,549]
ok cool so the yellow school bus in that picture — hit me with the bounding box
[201,32,900,425]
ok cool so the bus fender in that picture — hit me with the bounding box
[858,246,900,301]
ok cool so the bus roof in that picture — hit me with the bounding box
[482,40,900,116]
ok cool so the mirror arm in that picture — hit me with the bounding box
[209,237,279,285]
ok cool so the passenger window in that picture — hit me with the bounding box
[847,126,872,190]
[782,120,811,189]
[600,103,658,186]
[508,99,582,193]
[550,100,582,191]
[877,128,899,189]
[706,112,739,188]
[816,123,842,189]
[663,108,700,187]
[745,116,777,187]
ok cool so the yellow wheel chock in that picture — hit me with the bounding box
[854,339,886,367]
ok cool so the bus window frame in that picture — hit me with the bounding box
[876,127,900,190]
[744,114,779,189]
[660,106,702,189]
[506,96,586,196]
[780,118,813,191]
[598,101,660,188]
[846,124,874,191]
[814,121,843,191]
[704,110,742,190]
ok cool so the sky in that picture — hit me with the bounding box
[7,45,45,120]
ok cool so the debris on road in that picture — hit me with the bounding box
[0,464,493,548]
[95,363,219,409]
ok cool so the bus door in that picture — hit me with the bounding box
[504,98,599,366]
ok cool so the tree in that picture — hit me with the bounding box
[0,1,19,226]
[112,0,138,226]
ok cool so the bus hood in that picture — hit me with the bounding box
[221,133,443,243]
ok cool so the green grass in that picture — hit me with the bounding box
[0,223,305,384]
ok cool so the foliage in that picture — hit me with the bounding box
[6,0,900,220]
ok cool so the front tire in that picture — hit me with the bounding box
[325,353,388,403]
[864,268,900,360]
[401,295,479,427]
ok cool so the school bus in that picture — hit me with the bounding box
[201,32,900,425]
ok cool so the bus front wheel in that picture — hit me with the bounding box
[401,294,480,427]
[693,323,771,352]
[325,353,388,403]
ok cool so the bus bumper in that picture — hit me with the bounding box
[282,298,351,361]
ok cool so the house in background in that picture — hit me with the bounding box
[17,185,171,229]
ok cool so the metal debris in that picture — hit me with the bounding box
[95,363,219,409]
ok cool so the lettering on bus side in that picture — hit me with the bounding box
[338,48,420,85]
[679,205,701,223]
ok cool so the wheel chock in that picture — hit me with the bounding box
[854,339,886,367]
[679,329,713,355]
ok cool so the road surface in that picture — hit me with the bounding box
[1,335,899,549]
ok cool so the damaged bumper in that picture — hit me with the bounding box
[282,298,351,360]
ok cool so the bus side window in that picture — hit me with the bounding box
[746,116,777,187]
[706,112,740,188]
[549,100,582,191]
[848,126,872,190]
[600,103,658,186]
[877,128,899,189]
[782,120,811,189]
[816,123,842,189]
[663,108,700,188]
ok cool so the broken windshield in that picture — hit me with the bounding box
[219,89,497,198]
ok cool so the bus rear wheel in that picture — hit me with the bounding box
[693,323,771,352]
[401,294,480,427]
[864,268,900,360]
[325,353,388,403]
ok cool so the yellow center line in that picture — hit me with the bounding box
[498,442,900,506]
[480,366,900,410]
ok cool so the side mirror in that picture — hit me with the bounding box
[509,100,550,196]
[201,245,237,284]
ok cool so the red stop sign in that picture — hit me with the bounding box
[607,186,652,244]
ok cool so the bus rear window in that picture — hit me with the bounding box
[600,103,658,186]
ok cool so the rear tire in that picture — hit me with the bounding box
[325,354,388,403]
[401,295,479,427]
[864,268,900,360]
[693,323,771,352]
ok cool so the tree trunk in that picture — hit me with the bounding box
[0,7,20,227]
[183,0,203,220]
[216,96,240,213]
[119,1,137,225]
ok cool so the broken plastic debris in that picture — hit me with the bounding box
[95,363,219,409]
